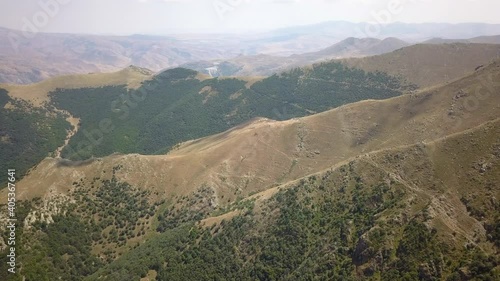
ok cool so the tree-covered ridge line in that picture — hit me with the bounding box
[49,63,416,160]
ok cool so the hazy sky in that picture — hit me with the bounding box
[0,0,498,35]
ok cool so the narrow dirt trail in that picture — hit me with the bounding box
[54,111,80,158]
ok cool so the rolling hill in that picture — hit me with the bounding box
[5,59,498,202]
[0,65,153,107]
[0,65,155,187]
[0,27,244,84]
[46,61,414,160]
[182,37,410,77]
[3,22,500,84]
[0,60,412,187]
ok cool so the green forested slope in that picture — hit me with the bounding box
[49,63,414,160]
[0,89,70,185]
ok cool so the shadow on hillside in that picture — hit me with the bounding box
[55,158,97,168]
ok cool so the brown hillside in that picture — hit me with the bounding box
[361,118,499,253]
[340,43,500,88]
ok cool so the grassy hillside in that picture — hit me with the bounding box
[49,63,413,160]
[184,42,500,91]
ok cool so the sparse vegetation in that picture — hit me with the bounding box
[85,156,499,280]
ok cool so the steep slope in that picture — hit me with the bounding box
[1,59,498,279]
[3,59,498,203]
[341,43,500,87]
[88,118,500,280]
[0,89,71,188]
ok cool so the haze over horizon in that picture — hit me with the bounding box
[1,0,499,35]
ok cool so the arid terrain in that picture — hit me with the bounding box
[2,22,500,84]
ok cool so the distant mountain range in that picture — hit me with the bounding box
[0,27,246,84]
[296,37,409,59]
[268,21,500,42]
[182,37,500,79]
[182,37,410,77]
[423,34,500,44]
[1,22,500,84]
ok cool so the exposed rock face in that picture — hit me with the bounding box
[24,189,74,229]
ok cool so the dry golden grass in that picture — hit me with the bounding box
[340,43,500,87]
[139,270,158,281]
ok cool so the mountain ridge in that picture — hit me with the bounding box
[4,59,498,203]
